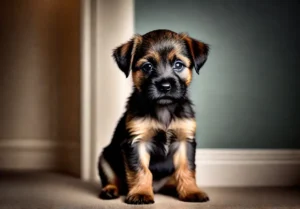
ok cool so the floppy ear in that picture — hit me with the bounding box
[184,36,209,74]
[112,35,142,77]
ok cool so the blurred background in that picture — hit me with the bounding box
[0,1,81,175]
[0,0,299,190]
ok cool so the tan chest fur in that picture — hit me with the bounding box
[126,116,196,143]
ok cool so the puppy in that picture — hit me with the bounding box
[98,29,209,204]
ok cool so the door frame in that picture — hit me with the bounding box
[80,0,134,181]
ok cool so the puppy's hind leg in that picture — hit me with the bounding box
[98,154,119,199]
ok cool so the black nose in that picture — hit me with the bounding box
[157,81,171,92]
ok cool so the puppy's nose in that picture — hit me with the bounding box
[157,81,171,92]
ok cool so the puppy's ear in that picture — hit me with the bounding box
[112,35,142,77]
[183,35,209,74]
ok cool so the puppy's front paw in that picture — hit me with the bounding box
[179,191,209,202]
[125,193,154,204]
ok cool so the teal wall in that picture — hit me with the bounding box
[135,0,300,148]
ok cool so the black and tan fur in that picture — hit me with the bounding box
[98,29,210,204]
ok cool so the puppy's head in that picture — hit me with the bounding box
[113,29,209,105]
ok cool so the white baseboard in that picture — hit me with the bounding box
[195,149,300,187]
[0,139,79,171]
[2,140,299,187]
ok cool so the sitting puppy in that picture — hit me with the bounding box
[98,29,209,204]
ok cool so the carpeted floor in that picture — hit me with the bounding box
[0,171,299,209]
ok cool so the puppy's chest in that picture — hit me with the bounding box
[127,115,196,162]
[127,115,196,143]
[148,130,176,158]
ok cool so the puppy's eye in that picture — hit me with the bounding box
[173,60,185,72]
[141,62,153,73]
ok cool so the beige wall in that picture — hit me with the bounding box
[0,1,80,176]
